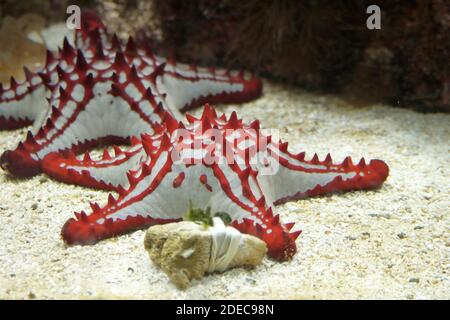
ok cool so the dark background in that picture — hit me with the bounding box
[1,0,449,112]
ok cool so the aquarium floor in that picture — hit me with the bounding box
[0,81,448,299]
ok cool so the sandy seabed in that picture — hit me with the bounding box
[0,81,448,299]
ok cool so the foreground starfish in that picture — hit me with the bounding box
[60,105,389,260]
[0,11,261,177]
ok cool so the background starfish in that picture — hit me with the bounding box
[0,11,262,177]
[61,105,389,261]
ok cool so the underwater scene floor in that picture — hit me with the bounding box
[0,81,448,299]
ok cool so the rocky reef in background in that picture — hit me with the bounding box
[98,0,449,112]
[0,0,94,25]
[0,0,95,82]
[1,0,448,112]
[347,0,450,111]
[0,13,46,83]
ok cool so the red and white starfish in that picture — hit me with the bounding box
[59,105,389,261]
[0,11,261,177]
[0,12,389,261]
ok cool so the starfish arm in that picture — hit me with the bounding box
[0,72,48,130]
[60,149,188,246]
[158,63,262,112]
[42,140,147,191]
[0,37,80,132]
[77,10,262,113]
[260,144,389,205]
[0,49,168,177]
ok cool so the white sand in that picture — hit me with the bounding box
[0,81,448,299]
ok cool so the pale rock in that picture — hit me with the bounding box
[144,220,267,289]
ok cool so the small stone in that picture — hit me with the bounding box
[28,292,36,299]
[397,232,407,239]
[246,277,257,285]
[127,267,134,273]
[346,236,357,241]
[39,177,48,184]
[31,203,38,210]
[414,226,424,230]
[369,213,391,219]
[362,232,370,237]
[409,278,420,283]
